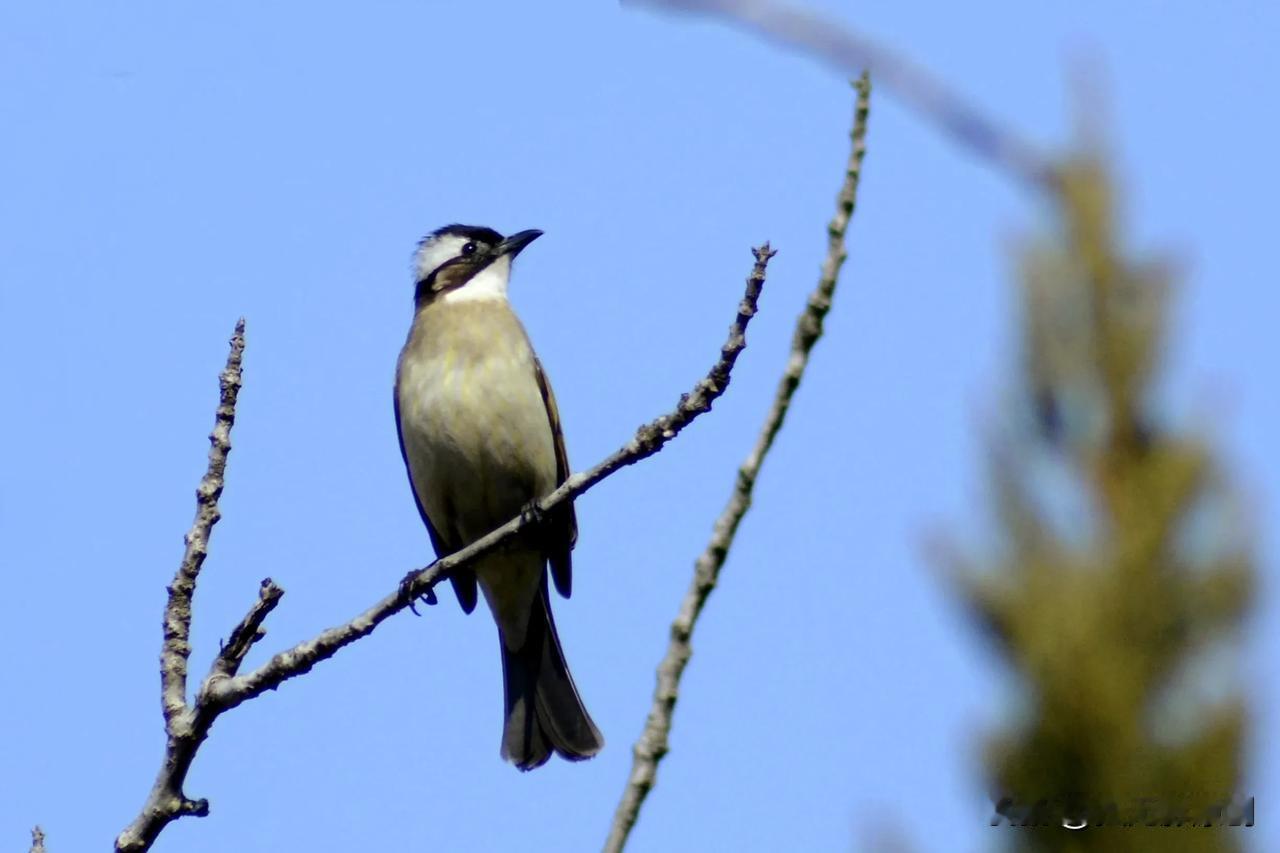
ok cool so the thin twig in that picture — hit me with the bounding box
[116,246,776,852]
[604,77,871,853]
[628,0,1056,194]
[208,578,284,683]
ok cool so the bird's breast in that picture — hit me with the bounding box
[396,304,557,542]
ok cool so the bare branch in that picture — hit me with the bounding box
[604,77,871,853]
[117,246,776,852]
[160,318,244,728]
[628,0,1056,194]
[118,320,246,853]
[208,578,284,683]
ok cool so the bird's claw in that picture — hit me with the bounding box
[399,569,438,615]
[520,499,545,528]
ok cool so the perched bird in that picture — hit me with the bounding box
[394,224,603,770]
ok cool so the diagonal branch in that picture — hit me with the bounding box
[629,0,1056,194]
[117,245,776,853]
[604,76,871,853]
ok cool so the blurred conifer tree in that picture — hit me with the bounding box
[954,154,1254,852]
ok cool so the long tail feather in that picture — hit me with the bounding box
[499,583,603,770]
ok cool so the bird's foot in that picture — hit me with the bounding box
[519,499,545,529]
[399,569,438,616]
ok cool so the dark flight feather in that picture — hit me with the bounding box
[532,354,577,599]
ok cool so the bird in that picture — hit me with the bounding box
[394,223,604,770]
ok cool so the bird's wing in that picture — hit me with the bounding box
[533,355,578,598]
[394,388,478,613]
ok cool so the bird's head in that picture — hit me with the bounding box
[412,224,543,305]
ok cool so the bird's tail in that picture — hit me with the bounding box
[499,581,603,770]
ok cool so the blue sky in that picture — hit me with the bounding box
[1,2,1274,851]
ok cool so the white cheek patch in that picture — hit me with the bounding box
[444,255,511,303]
[413,234,468,282]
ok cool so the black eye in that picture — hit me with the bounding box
[461,242,477,257]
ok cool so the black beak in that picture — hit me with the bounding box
[496,229,543,258]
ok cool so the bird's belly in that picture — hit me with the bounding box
[399,353,556,546]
